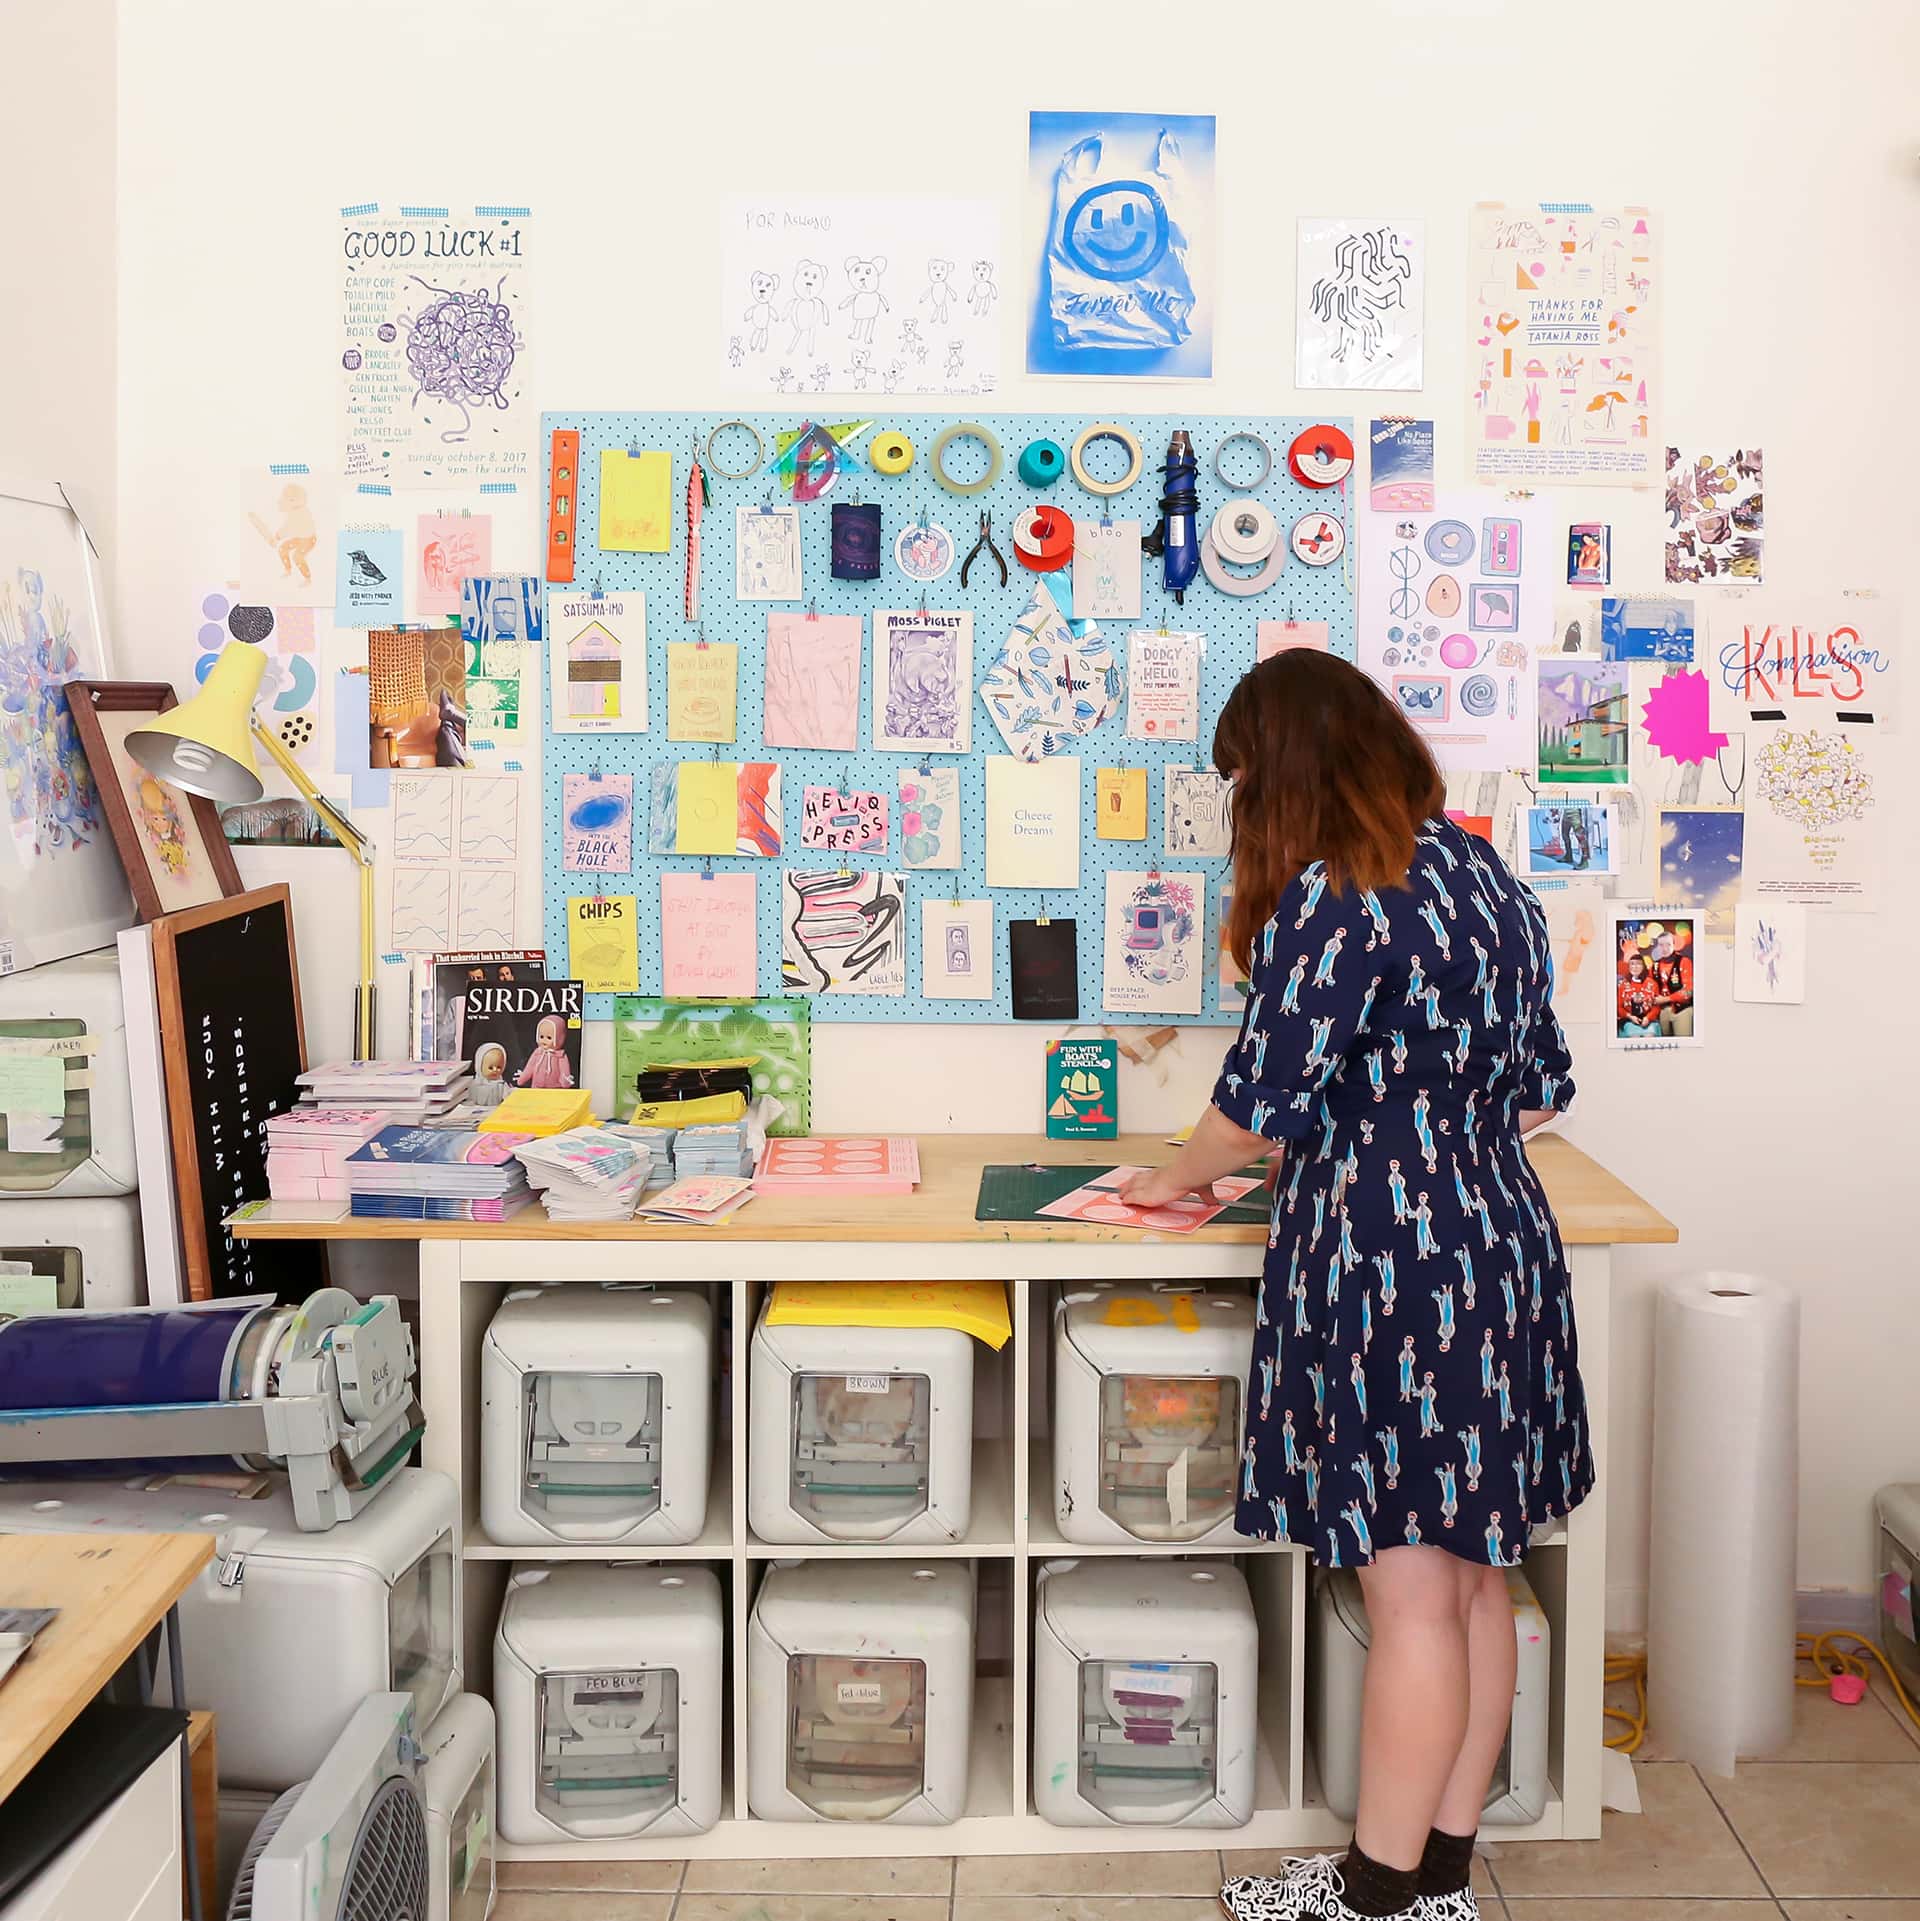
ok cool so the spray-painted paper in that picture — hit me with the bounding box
[920,897,994,1000]
[1468,205,1659,487]
[801,786,888,855]
[1367,419,1434,511]
[1026,110,1215,380]
[1096,766,1147,840]
[764,613,862,749]
[1125,631,1201,740]
[1537,660,1631,786]
[898,765,961,869]
[234,464,333,603]
[978,584,1122,760]
[1732,900,1806,1004]
[600,449,671,553]
[1666,445,1763,583]
[1102,871,1203,1015]
[1659,807,1744,938]
[561,773,634,872]
[662,873,758,998]
[781,871,906,995]
[736,504,803,599]
[873,610,972,752]
[720,194,1001,397]
[1356,492,1549,771]
[985,755,1080,888]
[668,641,738,742]
[568,895,639,993]
[672,761,736,858]
[652,762,782,858]
[1164,766,1232,857]
[416,513,491,616]
[335,527,402,626]
[1073,522,1143,619]
[1742,720,1877,910]
[1706,603,1898,730]
[1296,218,1425,391]
[548,590,646,733]
[339,203,532,488]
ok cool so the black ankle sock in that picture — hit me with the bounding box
[1339,1843,1423,1918]
[1418,1826,1478,1897]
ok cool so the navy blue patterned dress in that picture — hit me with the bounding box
[1213,817,1589,1570]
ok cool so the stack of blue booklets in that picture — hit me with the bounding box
[671,1121,753,1180]
[343,1124,534,1222]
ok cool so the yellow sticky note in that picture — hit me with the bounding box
[567,895,640,993]
[668,641,738,743]
[598,449,672,553]
[1096,767,1148,840]
[677,760,738,855]
[766,1278,1012,1350]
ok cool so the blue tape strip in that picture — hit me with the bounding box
[475,205,532,217]
[268,462,311,476]
[399,205,450,218]
[339,202,379,217]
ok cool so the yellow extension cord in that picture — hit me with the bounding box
[1603,1633,1920,1755]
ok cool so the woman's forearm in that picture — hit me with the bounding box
[1170,1103,1278,1188]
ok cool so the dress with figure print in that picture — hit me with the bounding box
[1215,816,1589,1571]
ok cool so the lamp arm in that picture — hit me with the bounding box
[250,718,373,865]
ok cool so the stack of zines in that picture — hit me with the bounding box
[670,1120,754,1180]
[264,1106,388,1204]
[342,1124,534,1222]
[606,1123,677,1191]
[512,1128,652,1223]
[297,1059,474,1125]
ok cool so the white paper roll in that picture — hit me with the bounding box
[1646,1270,1800,1775]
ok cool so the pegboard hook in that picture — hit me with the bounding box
[591,574,603,598]
[1037,896,1051,929]
[695,620,709,650]
[806,596,818,621]
[701,857,714,881]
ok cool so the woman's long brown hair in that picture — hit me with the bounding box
[1214,651,1444,973]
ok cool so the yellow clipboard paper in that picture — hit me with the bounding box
[599,448,672,552]
[765,1278,1012,1350]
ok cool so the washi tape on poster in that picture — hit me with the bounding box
[704,418,765,480]
[1287,424,1356,488]
[1011,504,1074,572]
[1290,511,1347,566]
[1200,529,1287,597]
[868,429,916,476]
[1069,423,1144,497]
[1213,431,1273,492]
[1209,500,1280,566]
[930,423,1004,494]
[1018,438,1066,487]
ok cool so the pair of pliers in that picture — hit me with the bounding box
[961,510,1007,588]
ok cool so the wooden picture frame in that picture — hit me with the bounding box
[67,679,245,923]
[148,884,323,1300]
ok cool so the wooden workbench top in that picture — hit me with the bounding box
[228,1131,1675,1247]
[0,1531,213,1803]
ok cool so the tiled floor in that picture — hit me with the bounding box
[497,1675,1920,1921]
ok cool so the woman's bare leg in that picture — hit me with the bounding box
[1432,1564,1518,1839]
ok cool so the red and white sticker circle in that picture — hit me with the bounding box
[1287,425,1355,488]
[1290,511,1347,566]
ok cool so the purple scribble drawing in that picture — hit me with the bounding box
[884,625,960,741]
[403,275,520,443]
[0,568,100,856]
[1750,916,1783,993]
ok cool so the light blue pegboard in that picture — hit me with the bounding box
[542,410,1355,1024]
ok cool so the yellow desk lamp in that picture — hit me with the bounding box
[125,642,378,1059]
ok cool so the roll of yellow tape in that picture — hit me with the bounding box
[1069,422,1145,497]
[868,430,915,476]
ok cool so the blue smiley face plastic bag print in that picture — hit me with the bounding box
[1027,110,1215,379]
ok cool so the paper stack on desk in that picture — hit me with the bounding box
[265,1105,388,1203]
[513,1127,654,1222]
[670,1120,754,1180]
[344,1124,535,1222]
[635,1175,756,1226]
[298,1058,474,1124]
[754,1135,921,1196]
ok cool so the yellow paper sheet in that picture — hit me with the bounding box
[676,760,738,854]
[478,1088,594,1135]
[598,449,672,553]
[628,1091,747,1129]
[668,642,738,743]
[765,1279,1013,1350]
[1096,767,1148,840]
[567,895,640,993]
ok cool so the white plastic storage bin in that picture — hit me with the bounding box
[747,1558,975,1826]
[0,1192,144,1305]
[0,1466,458,1790]
[425,1693,498,1921]
[0,948,137,1197]
[1310,1562,1550,1824]
[1032,1558,1258,1828]
[1874,1485,1920,1702]
[481,1284,713,1547]
[494,1562,725,1844]
[1053,1283,1255,1547]
[749,1303,973,1544]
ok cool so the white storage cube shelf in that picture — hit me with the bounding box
[418,1267,1595,1861]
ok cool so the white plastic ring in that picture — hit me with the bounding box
[1201,529,1287,597]
[1210,500,1279,565]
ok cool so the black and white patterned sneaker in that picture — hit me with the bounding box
[1218,1858,1480,1921]
[1414,1892,1481,1921]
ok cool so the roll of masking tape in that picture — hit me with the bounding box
[1018,438,1066,488]
[930,423,1003,494]
[869,430,916,477]
[1201,529,1287,597]
[1288,424,1356,488]
[1210,500,1280,566]
[1069,423,1145,497]
[1012,504,1074,572]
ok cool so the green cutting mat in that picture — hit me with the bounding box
[974,1164,1273,1226]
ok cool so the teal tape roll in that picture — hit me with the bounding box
[1018,438,1065,488]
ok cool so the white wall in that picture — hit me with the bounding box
[111,0,1916,1618]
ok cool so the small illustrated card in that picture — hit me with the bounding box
[1257,619,1330,661]
[874,610,972,752]
[1610,906,1704,1049]
[898,765,961,869]
[416,512,492,616]
[1367,418,1434,512]
[599,449,672,552]
[234,461,334,603]
[548,591,647,733]
[661,872,758,998]
[919,897,994,1001]
[802,786,888,855]
[986,755,1081,888]
[1096,767,1148,840]
[1126,631,1201,740]
[1102,871,1205,1016]
[1517,800,1615,881]
[1165,766,1233,856]
[335,526,403,626]
[1732,900,1806,1004]
[1045,1036,1118,1139]
[1073,521,1143,620]
[736,503,803,599]
[1009,916,1079,1020]
[561,773,634,872]
[456,776,518,867]
[1566,523,1611,588]
[1602,595,1694,663]
[668,640,738,742]
[764,613,863,749]
[1036,1166,1264,1233]
[566,894,640,993]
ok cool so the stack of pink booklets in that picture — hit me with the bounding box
[754,1136,921,1198]
[265,1106,388,1204]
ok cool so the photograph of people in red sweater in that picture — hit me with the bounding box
[1610,911,1701,1047]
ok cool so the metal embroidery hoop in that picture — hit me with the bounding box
[704,418,766,480]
